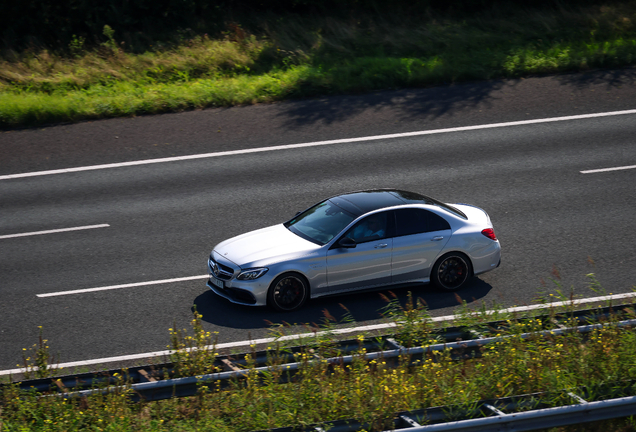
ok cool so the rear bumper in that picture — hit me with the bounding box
[471,241,502,276]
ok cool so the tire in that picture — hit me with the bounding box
[267,273,309,312]
[432,252,472,291]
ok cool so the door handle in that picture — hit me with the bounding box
[432,236,444,241]
[374,243,388,249]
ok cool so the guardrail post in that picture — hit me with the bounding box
[567,392,588,404]
[399,414,422,427]
[386,338,406,350]
[483,403,506,416]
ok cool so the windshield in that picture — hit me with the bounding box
[285,200,356,245]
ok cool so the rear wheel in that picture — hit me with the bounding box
[432,253,472,291]
[268,273,309,312]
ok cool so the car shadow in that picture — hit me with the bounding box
[193,277,493,330]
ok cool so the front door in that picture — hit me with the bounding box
[326,212,392,294]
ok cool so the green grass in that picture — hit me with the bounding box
[1,1,636,129]
[2,278,636,431]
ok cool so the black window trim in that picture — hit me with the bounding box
[392,207,451,238]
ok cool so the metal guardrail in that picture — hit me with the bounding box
[399,395,636,432]
[261,390,636,432]
[4,304,636,430]
[5,303,634,398]
[54,317,636,403]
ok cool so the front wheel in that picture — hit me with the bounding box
[267,273,309,312]
[432,253,472,291]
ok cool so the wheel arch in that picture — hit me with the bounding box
[431,250,474,291]
[433,250,474,277]
[267,271,311,311]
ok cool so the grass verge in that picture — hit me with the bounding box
[1,276,636,431]
[1,1,636,129]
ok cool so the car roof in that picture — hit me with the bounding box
[329,189,435,217]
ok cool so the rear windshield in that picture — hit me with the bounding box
[431,200,467,219]
[390,190,467,219]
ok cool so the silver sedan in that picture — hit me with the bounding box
[207,189,501,311]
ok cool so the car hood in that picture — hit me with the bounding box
[213,224,321,268]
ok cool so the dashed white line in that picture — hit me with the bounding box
[0,224,110,240]
[580,164,636,174]
[2,109,636,181]
[36,275,209,298]
[3,291,633,376]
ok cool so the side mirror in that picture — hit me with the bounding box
[338,237,356,249]
[294,211,302,217]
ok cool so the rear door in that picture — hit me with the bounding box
[391,208,451,283]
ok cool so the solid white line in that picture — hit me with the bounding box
[0,224,110,240]
[2,291,633,376]
[580,164,636,174]
[2,109,636,181]
[36,275,209,298]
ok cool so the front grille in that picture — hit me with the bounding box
[209,257,234,281]
[217,261,234,274]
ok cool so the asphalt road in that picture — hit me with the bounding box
[1,68,636,372]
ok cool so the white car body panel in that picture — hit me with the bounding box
[214,224,320,268]
[206,190,501,309]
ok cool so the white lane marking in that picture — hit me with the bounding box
[2,109,636,181]
[3,291,634,376]
[581,164,636,174]
[37,275,209,297]
[0,224,110,240]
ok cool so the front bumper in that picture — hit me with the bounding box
[207,252,271,307]
[206,278,258,305]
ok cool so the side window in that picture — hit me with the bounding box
[395,209,450,236]
[344,212,389,243]
[427,211,451,232]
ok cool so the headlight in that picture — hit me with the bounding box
[236,268,269,280]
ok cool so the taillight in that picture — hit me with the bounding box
[481,228,497,240]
